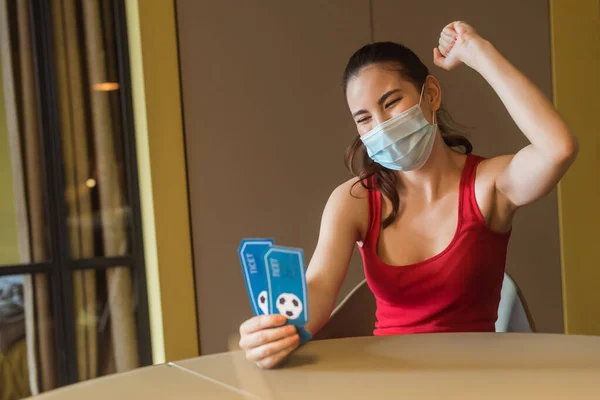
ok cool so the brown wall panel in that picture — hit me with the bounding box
[178,0,563,354]
[176,0,371,354]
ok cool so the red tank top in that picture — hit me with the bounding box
[359,154,511,335]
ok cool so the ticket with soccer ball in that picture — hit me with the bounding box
[263,246,309,327]
[238,239,311,343]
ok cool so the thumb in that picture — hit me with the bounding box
[433,47,447,69]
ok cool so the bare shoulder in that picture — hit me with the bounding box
[325,177,370,240]
[333,176,369,198]
[329,177,369,208]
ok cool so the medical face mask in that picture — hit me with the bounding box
[360,86,437,171]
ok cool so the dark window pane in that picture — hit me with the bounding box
[51,0,132,260]
[72,266,140,381]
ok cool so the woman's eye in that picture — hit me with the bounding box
[385,98,400,108]
[357,116,370,124]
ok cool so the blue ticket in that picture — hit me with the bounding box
[264,246,309,326]
[238,238,274,316]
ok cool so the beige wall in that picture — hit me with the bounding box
[126,0,198,363]
[177,0,563,354]
[552,0,600,335]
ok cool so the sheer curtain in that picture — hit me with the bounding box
[2,0,57,394]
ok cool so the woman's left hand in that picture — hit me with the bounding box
[434,21,484,71]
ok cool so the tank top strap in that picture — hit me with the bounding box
[365,154,485,245]
[460,153,486,224]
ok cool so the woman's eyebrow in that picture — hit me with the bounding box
[351,88,403,118]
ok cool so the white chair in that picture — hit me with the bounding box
[495,273,535,332]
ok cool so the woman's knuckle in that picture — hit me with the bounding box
[257,331,268,344]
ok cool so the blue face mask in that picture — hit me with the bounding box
[360,85,437,171]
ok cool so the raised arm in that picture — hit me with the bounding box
[435,22,578,209]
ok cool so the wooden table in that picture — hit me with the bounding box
[31,364,250,399]
[35,333,600,399]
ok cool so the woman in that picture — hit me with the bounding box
[239,21,578,368]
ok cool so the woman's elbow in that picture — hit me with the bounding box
[554,131,579,167]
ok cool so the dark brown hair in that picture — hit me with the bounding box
[343,42,472,229]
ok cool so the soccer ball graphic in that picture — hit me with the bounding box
[257,290,268,315]
[275,293,303,320]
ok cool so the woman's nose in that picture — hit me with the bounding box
[372,112,392,127]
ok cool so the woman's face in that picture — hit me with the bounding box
[345,64,438,136]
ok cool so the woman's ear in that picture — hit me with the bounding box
[426,75,442,112]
